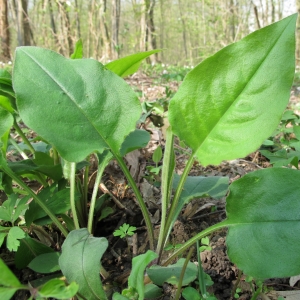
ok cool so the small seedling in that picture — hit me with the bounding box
[113,223,137,238]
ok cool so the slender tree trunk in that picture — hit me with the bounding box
[74,0,81,38]
[0,0,10,60]
[99,0,111,61]
[139,0,146,52]
[21,0,31,45]
[146,0,157,63]
[57,0,74,55]
[178,0,187,61]
[111,0,121,59]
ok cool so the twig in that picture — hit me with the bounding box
[99,182,135,216]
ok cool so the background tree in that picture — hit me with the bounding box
[0,0,10,61]
[0,0,297,66]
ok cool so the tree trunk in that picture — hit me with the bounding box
[0,0,10,60]
[57,0,74,55]
[111,0,121,59]
[146,0,157,63]
[99,0,111,61]
[22,0,31,45]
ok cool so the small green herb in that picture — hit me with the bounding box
[113,223,137,238]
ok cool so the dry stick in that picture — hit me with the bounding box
[99,182,135,216]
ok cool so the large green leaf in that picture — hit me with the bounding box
[0,106,13,138]
[15,235,54,269]
[13,47,141,162]
[0,258,22,300]
[147,258,197,286]
[224,168,300,279]
[105,50,161,77]
[124,250,158,300]
[59,228,108,300]
[169,15,296,166]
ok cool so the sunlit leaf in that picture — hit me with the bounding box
[169,15,296,166]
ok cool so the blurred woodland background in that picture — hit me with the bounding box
[0,0,298,66]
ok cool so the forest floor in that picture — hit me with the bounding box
[9,72,300,300]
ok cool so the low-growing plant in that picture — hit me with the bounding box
[260,109,300,167]
[0,14,299,300]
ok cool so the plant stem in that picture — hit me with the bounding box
[70,162,80,230]
[82,157,90,219]
[0,164,68,237]
[197,240,207,297]
[163,154,195,244]
[13,120,35,155]
[114,154,155,250]
[174,246,195,300]
[156,127,174,260]
[87,152,113,233]
[9,137,29,159]
[162,220,228,266]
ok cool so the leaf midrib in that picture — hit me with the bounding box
[19,50,111,153]
[195,17,294,155]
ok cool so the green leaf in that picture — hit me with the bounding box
[147,258,197,286]
[105,49,161,77]
[152,146,162,164]
[25,185,74,226]
[28,252,60,273]
[0,258,22,287]
[0,106,13,138]
[38,279,78,299]
[13,47,141,162]
[15,235,54,269]
[124,250,158,300]
[120,129,150,156]
[224,168,300,279]
[169,15,296,166]
[0,233,7,247]
[0,287,19,300]
[38,279,78,298]
[112,293,129,300]
[0,95,14,114]
[182,287,202,300]
[59,228,108,300]
[8,158,63,181]
[6,227,25,251]
[171,174,229,226]
[144,284,162,299]
[0,258,22,299]
[70,39,83,59]
[0,194,28,223]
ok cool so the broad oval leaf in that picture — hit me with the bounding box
[59,228,108,300]
[225,168,300,279]
[13,47,141,162]
[169,14,296,166]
